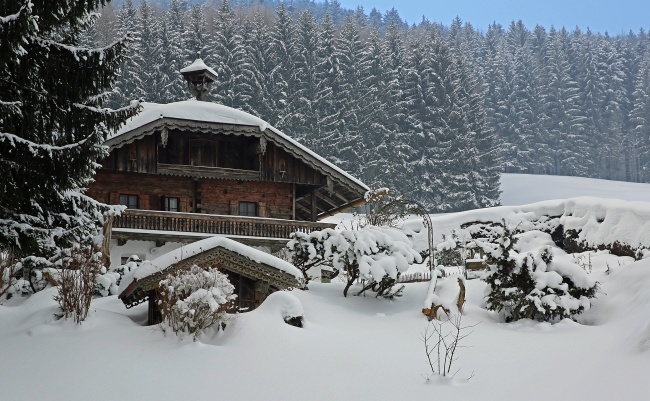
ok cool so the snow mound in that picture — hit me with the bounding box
[255,291,305,321]
[423,197,650,251]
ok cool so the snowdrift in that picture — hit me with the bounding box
[425,197,650,255]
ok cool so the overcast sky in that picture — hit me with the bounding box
[337,0,649,35]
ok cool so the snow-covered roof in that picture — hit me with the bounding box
[118,236,303,307]
[179,58,218,79]
[112,100,268,137]
[107,100,369,194]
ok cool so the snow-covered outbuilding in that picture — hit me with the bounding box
[118,236,303,324]
[87,59,369,267]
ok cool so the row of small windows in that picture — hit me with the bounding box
[118,194,257,216]
[119,194,179,212]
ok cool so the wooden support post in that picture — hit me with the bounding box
[310,191,318,222]
[292,183,296,220]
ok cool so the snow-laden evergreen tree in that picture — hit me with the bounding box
[450,48,502,209]
[367,7,383,30]
[158,0,188,102]
[241,11,275,120]
[152,17,179,103]
[292,9,321,144]
[571,28,604,177]
[357,27,402,187]
[504,21,544,173]
[0,0,138,288]
[591,36,627,179]
[269,3,298,130]
[330,16,366,172]
[110,0,145,108]
[185,3,210,63]
[628,53,650,182]
[379,20,416,196]
[312,12,340,154]
[477,222,598,322]
[211,0,251,109]
[138,0,159,101]
[541,27,587,176]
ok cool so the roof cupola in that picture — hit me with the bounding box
[180,58,218,101]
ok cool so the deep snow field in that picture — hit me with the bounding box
[2,174,650,401]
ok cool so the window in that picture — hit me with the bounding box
[239,202,257,217]
[119,194,138,209]
[163,197,179,212]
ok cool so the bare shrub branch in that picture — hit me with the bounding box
[54,247,101,324]
[421,310,478,380]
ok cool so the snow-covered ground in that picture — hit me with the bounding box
[2,175,650,401]
[501,173,650,205]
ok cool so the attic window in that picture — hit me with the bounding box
[189,139,217,167]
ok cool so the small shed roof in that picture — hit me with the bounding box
[118,236,303,308]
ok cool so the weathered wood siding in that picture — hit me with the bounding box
[102,135,157,174]
[102,131,325,185]
[260,142,323,185]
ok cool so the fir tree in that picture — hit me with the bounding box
[269,3,298,130]
[292,9,320,144]
[211,0,251,109]
[312,12,340,155]
[241,11,275,120]
[0,0,138,286]
[111,0,145,108]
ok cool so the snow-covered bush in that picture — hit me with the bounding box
[95,255,142,297]
[288,226,422,297]
[95,269,120,297]
[157,265,236,340]
[287,231,327,284]
[476,221,598,322]
[54,247,102,324]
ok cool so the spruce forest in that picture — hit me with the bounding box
[98,0,650,211]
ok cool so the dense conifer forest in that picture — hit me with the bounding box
[96,0,650,211]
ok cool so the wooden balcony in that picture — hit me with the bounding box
[112,209,335,246]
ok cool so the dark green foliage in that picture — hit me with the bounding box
[0,1,138,275]
[479,221,598,322]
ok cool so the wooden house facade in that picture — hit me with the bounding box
[87,61,369,267]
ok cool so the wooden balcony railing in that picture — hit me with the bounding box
[113,209,335,239]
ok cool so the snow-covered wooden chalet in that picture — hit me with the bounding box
[87,59,368,315]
